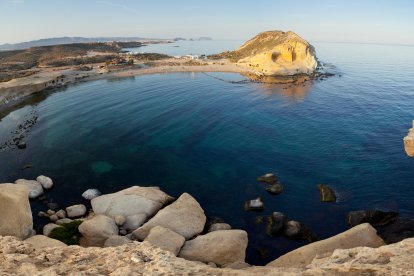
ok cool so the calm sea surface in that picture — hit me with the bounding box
[1,41,414,265]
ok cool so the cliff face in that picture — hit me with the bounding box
[211,31,318,76]
[0,235,413,275]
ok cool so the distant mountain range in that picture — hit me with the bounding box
[0,36,169,51]
[0,36,214,51]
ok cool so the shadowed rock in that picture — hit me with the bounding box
[347,210,399,227]
[317,184,336,202]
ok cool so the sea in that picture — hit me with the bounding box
[1,40,414,265]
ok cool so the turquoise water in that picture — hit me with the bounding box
[1,42,414,265]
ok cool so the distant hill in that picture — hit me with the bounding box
[0,36,169,51]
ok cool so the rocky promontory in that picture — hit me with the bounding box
[210,31,318,76]
[404,120,414,156]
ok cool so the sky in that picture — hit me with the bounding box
[0,0,413,45]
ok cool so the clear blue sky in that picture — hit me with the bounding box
[1,0,413,45]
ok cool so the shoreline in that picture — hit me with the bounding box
[0,58,328,119]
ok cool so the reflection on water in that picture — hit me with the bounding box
[258,81,314,101]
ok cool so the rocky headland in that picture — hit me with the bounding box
[404,120,414,157]
[1,176,414,275]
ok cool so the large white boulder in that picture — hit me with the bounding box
[144,226,185,255]
[132,193,206,240]
[267,223,385,268]
[15,179,44,199]
[0,183,33,239]
[78,215,118,247]
[91,186,173,231]
[25,235,66,249]
[178,230,248,266]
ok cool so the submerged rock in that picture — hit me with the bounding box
[91,186,173,231]
[82,188,101,200]
[0,183,33,239]
[36,175,53,189]
[244,197,264,211]
[266,183,284,195]
[376,217,414,244]
[347,210,399,227]
[266,212,287,237]
[317,184,336,202]
[267,223,385,268]
[15,179,44,199]
[132,193,206,240]
[257,173,278,184]
[403,120,414,157]
[178,230,248,266]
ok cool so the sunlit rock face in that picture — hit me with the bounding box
[234,31,318,76]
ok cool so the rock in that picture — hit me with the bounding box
[348,210,399,227]
[56,209,66,219]
[103,235,132,247]
[178,230,248,266]
[25,235,66,249]
[0,183,33,239]
[82,188,101,200]
[317,184,337,202]
[267,223,385,268]
[56,218,73,225]
[223,261,251,269]
[66,204,87,218]
[0,234,413,275]
[46,202,60,210]
[284,220,318,242]
[403,120,414,157]
[119,229,127,235]
[38,211,48,217]
[208,223,232,232]
[266,183,284,195]
[17,141,26,149]
[223,31,317,76]
[43,223,61,237]
[244,197,264,211]
[284,220,301,237]
[144,226,185,255]
[266,212,287,236]
[47,209,56,216]
[132,193,206,241]
[49,214,59,222]
[78,215,118,247]
[15,179,44,199]
[36,175,53,189]
[257,173,278,184]
[91,186,173,231]
[376,218,414,244]
[114,215,126,226]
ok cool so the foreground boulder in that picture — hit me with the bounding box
[267,223,385,268]
[78,215,118,246]
[91,186,174,231]
[403,120,414,156]
[144,226,185,255]
[178,230,248,266]
[132,193,206,240]
[14,179,44,198]
[36,175,53,189]
[0,184,33,239]
[0,235,413,275]
[25,235,67,249]
[347,210,399,227]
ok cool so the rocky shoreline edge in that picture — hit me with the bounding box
[1,177,414,275]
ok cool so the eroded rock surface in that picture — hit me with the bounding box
[0,184,33,239]
[403,120,414,156]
